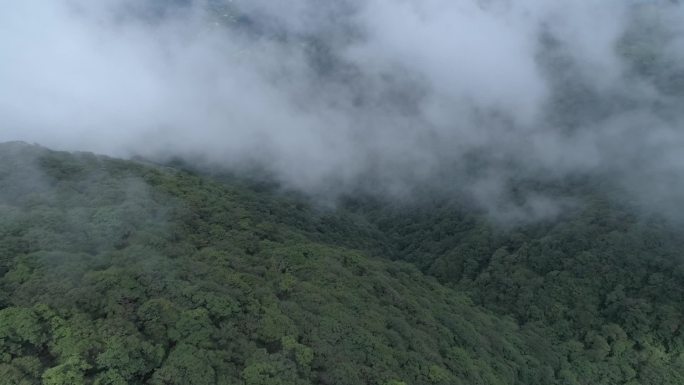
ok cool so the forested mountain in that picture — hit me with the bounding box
[1,141,683,385]
[3,0,684,384]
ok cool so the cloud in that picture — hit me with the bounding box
[1,0,684,221]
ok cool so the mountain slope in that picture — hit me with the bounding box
[0,142,683,385]
[346,194,684,385]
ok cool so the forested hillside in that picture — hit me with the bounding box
[1,142,683,385]
[348,194,684,384]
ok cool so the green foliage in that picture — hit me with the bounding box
[351,187,684,385]
[42,357,89,385]
[1,142,683,384]
[0,307,47,361]
[149,344,216,385]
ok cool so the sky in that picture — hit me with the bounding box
[1,0,684,220]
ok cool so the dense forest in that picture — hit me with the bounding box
[1,141,683,385]
[3,0,684,384]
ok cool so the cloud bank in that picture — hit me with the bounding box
[2,0,684,219]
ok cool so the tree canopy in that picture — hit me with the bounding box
[0,142,683,384]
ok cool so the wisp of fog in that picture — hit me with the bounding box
[2,0,684,220]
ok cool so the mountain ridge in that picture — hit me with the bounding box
[0,143,683,385]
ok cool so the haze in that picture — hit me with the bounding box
[2,0,684,219]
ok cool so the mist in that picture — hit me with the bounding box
[2,0,684,220]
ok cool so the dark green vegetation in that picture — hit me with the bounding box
[1,142,683,385]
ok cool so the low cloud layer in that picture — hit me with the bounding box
[2,0,684,220]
